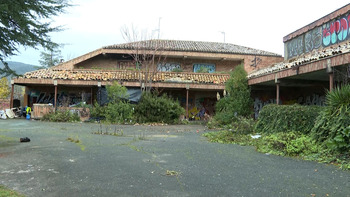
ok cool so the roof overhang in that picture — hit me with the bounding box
[248,52,350,87]
[13,78,225,90]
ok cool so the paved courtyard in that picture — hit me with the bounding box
[0,119,350,197]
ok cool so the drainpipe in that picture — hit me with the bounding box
[10,80,14,108]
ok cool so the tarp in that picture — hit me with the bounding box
[97,87,142,105]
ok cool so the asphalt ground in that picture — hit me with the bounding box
[0,119,350,197]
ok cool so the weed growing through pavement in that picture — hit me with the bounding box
[92,124,124,137]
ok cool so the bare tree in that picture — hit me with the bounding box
[120,25,167,92]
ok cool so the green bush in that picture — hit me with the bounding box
[104,102,134,124]
[255,132,321,157]
[224,116,255,134]
[255,104,323,134]
[42,110,80,122]
[213,64,253,126]
[90,101,106,119]
[90,82,134,124]
[311,84,350,152]
[134,92,184,124]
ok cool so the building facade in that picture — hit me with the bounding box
[12,40,282,119]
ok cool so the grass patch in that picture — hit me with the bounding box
[0,185,24,197]
[66,137,85,151]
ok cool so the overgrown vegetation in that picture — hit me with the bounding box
[90,81,134,124]
[89,83,184,124]
[42,110,80,122]
[209,64,253,127]
[255,104,323,134]
[204,84,350,170]
[134,92,184,124]
[311,84,350,153]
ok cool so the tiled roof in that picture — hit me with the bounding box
[22,69,230,85]
[248,42,350,79]
[104,40,281,57]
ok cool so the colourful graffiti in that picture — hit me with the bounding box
[286,13,350,59]
[322,15,350,47]
[193,63,215,73]
[157,62,181,72]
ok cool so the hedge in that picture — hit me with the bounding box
[255,104,323,134]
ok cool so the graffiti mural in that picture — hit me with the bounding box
[31,91,91,107]
[322,15,350,47]
[193,63,215,73]
[157,63,181,72]
[286,12,350,59]
[305,27,322,53]
[287,35,304,59]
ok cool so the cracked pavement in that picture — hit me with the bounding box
[1,119,350,197]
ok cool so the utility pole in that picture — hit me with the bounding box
[220,31,226,43]
[158,17,162,39]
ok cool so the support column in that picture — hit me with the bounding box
[275,79,280,105]
[90,87,93,105]
[329,72,334,91]
[326,60,333,92]
[54,80,58,110]
[10,80,14,108]
[186,85,189,120]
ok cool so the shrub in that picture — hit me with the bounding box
[42,110,80,122]
[255,132,321,157]
[224,116,255,134]
[213,64,253,125]
[255,104,323,134]
[90,101,106,119]
[311,84,350,152]
[134,92,184,124]
[104,102,134,124]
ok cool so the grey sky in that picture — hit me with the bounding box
[7,0,350,65]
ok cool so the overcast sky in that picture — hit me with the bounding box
[7,0,350,65]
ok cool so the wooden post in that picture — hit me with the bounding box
[54,80,58,110]
[329,73,334,91]
[10,80,14,108]
[276,83,280,105]
[186,85,189,120]
[90,87,93,105]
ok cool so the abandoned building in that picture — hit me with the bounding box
[249,4,350,118]
[10,3,350,120]
[10,40,282,119]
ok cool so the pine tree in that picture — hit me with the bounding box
[0,0,70,76]
[38,43,63,68]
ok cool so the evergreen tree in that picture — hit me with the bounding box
[0,0,70,76]
[38,43,63,68]
[214,64,253,124]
